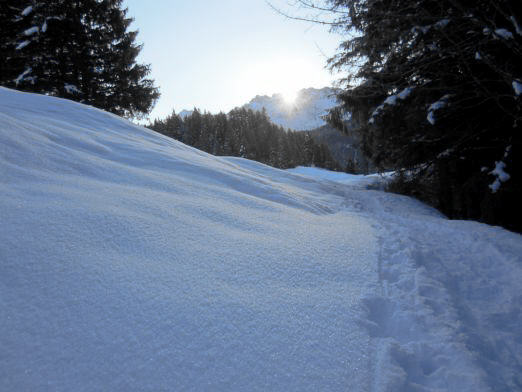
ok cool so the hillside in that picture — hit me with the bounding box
[1,88,521,391]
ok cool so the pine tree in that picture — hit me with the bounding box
[0,0,159,118]
[148,106,341,171]
[296,0,522,230]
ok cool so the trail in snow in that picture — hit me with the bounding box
[1,88,521,391]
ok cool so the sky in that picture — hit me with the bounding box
[123,0,343,120]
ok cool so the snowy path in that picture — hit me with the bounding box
[329,186,522,391]
[1,88,521,391]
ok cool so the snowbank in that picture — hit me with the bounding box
[1,88,521,391]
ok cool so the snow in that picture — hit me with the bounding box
[15,40,31,50]
[511,16,522,35]
[178,88,340,131]
[427,94,452,125]
[412,25,431,34]
[435,19,450,28]
[64,83,81,94]
[21,6,33,16]
[24,26,39,36]
[513,80,522,96]
[13,67,32,85]
[397,87,414,100]
[369,104,385,124]
[489,161,511,193]
[178,109,193,119]
[494,28,514,40]
[369,88,413,124]
[1,87,522,391]
[287,166,391,189]
[384,95,399,105]
[244,87,338,131]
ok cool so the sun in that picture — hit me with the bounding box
[281,89,299,106]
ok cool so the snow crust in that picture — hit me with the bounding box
[1,88,522,391]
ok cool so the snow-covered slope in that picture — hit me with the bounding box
[1,88,522,391]
[244,87,338,130]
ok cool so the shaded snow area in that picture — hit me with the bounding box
[1,87,522,391]
[287,166,392,189]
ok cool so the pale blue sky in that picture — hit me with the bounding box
[123,0,342,120]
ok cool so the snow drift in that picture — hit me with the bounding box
[1,87,521,391]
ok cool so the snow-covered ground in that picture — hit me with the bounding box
[1,87,521,391]
[287,166,392,189]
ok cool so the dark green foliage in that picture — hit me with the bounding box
[0,0,159,118]
[149,108,341,171]
[307,124,374,173]
[312,0,522,231]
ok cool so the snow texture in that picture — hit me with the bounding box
[1,87,522,391]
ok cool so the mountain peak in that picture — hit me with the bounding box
[244,87,339,131]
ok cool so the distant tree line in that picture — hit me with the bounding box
[0,0,159,118]
[149,107,341,171]
[296,0,521,232]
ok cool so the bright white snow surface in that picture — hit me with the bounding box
[1,87,522,391]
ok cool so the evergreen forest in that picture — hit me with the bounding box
[149,108,341,171]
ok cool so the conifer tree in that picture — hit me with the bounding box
[292,0,522,230]
[149,106,341,171]
[1,0,159,118]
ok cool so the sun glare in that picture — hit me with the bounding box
[281,89,299,106]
